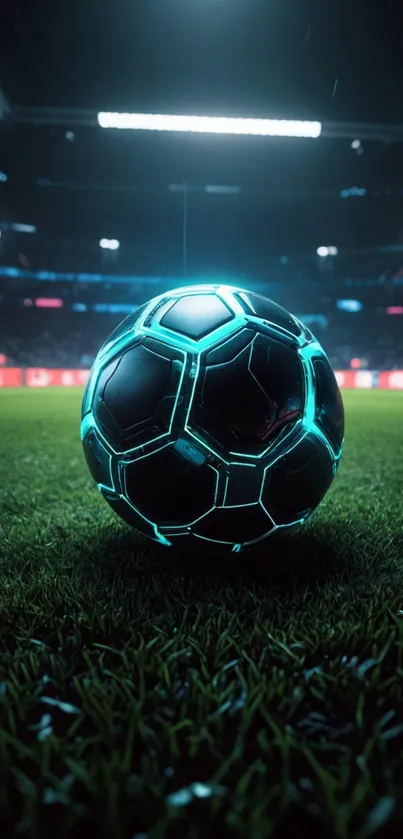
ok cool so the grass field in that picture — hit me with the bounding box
[1,387,403,839]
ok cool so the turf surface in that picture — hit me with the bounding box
[0,387,403,839]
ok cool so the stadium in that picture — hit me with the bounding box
[1,2,403,837]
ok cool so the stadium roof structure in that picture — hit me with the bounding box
[1,0,403,262]
[1,0,402,132]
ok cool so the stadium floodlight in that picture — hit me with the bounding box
[97,112,322,139]
[317,246,338,257]
[99,238,120,250]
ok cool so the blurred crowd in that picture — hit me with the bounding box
[325,323,403,370]
[1,309,403,371]
[0,311,103,369]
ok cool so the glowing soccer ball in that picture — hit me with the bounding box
[81,285,344,552]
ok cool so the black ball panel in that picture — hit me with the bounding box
[200,344,275,442]
[124,445,217,525]
[313,358,344,452]
[104,344,172,429]
[193,504,273,544]
[236,291,301,337]
[99,487,156,539]
[190,334,304,455]
[120,424,168,451]
[82,382,92,419]
[204,328,254,365]
[141,336,186,362]
[249,335,305,424]
[95,398,122,441]
[223,464,264,506]
[160,294,234,340]
[93,341,184,451]
[261,435,334,525]
[82,430,112,487]
[96,355,123,399]
[81,354,123,420]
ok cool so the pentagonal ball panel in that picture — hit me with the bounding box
[160,294,234,340]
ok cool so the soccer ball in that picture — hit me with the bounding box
[81,284,344,552]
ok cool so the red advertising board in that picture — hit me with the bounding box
[378,370,403,390]
[334,370,403,389]
[334,370,357,389]
[334,370,376,389]
[24,368,90,387]
[0,368,23,388]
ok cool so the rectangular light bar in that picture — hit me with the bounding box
[97,112,322,139]
[35,298,64,308]
[9,222,37,234]
[386,306,403,314]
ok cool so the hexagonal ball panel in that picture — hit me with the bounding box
[93,339,184,451]
[261,434,334,525]
[189,332,305,455]
[123,444,218,526]
[313,358,344,453]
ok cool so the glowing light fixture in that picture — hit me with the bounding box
[10,222,37,234]
[317,246,338,257]
[97,112,322,139]
[99,238,120,250]
[340,187,366,198]
[386,306,403,315]
[35,298,64,308]
[336,299,363,313]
